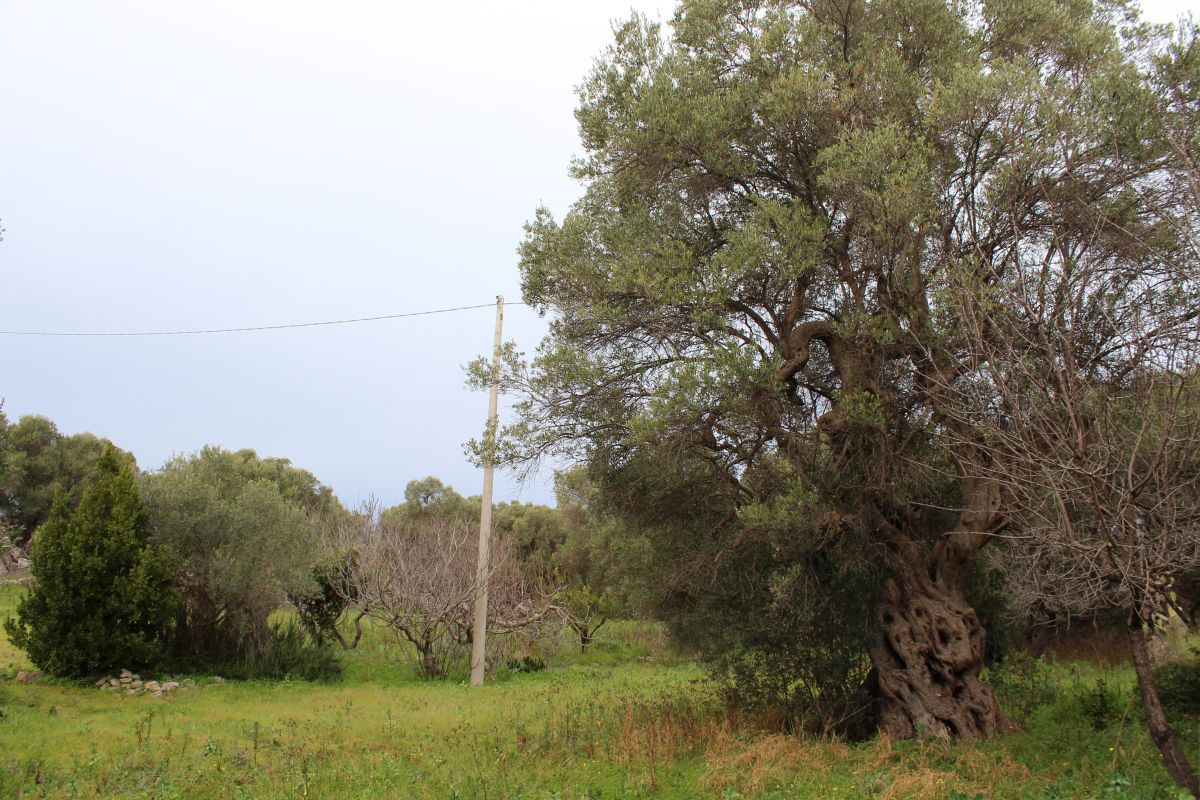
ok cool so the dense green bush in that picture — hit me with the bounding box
[290,551,363,650]
[984,651,1061,725]
[140,447,328,663]
[1153,661,1200,720]
[3,449,177,676]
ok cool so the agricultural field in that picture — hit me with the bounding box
[1,583,1194,800]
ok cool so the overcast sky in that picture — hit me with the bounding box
[0,0,1192,509]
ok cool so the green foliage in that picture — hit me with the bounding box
[381,476,477,527]
[985,651,1061,725]
[558,582,619,652]
[140,446,330,665]
[290,551,358,649]
[1153,661,1200,721]
[493,500,568,577]
[3,448,177,676]
[1080,676,1121,731]
[218,622,342,682]
[505,655,546,673]
[0,414,136,545]
[965,554,1021,666]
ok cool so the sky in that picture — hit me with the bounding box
[0,0,1193,509]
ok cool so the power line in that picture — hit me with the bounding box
[0,301,529,337]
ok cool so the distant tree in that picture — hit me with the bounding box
[4,448,177,676]
[556,582,617,653]
[140,447,329,663]
[492,500,567,578]
[550,467,642,612]
[0,415,136,545]
[0,408,10,518]
[380,477,478,528]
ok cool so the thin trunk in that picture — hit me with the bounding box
[335,610,366,651]
[1129,623,1199,798]
[870,482,1012,740]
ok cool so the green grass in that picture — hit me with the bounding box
[0,581,1196,799]
[0,578,34,673]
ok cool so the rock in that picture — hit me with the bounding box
[211,676,225,684]
[144,680,159,692]
[151,690,164,698]
[16,671,43,685]
[130,680,143,689]
[0,546,30,575]
[162,681,180,691]
[95,677,109,688]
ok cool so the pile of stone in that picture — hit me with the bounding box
[95,669,186,698]
[16,670,43,685]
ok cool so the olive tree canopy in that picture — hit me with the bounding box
[475,0,1190,739]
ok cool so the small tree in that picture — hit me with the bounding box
[329,504,554,678]
[290,550,366,650]
[556,583,615,653]
[4,448,177,676]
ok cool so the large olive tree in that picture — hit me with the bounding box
[480,0,1183,739]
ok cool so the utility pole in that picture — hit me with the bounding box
[471,295,504,685]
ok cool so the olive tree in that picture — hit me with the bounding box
[140,447,332,663]
[0,415,136,545]
[475,0,1183,738]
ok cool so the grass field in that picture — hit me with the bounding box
[1,583,1195,799]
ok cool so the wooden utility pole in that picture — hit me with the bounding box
[471,295,504,685]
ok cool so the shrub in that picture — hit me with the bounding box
[140,447,323,664]
[1153,661,1200,720]
[505,656,547,673]
[3,449,177,676]
[219,622,342,682]
[1080,677,1121,730]
[984,651,1060,725]
[290,551,364,650]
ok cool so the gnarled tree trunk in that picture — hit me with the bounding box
[870,482,1011,740]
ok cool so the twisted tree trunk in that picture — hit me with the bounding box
[870,483,1011,740]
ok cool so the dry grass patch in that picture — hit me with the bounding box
[702,731,851,794]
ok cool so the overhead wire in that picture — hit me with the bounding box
[0,301,529,337]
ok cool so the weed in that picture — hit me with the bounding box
[1081,678,1121,731]
[985,651,1060,724]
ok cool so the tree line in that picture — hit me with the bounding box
[0,411,627,682]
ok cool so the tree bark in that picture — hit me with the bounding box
[869,482,1011,740]
[1128,623,1200,798]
